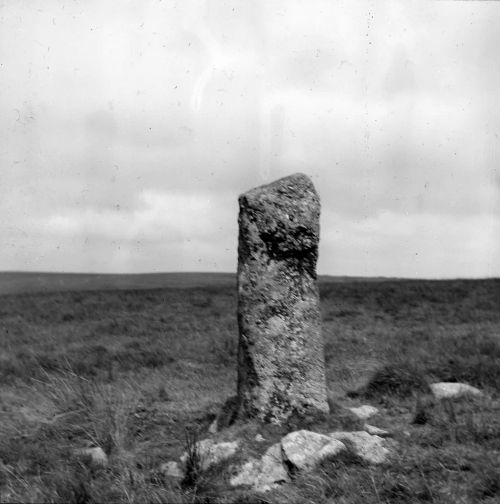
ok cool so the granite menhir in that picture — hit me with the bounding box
[236,173,329,423]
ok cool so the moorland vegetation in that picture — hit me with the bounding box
[1,274,499,503]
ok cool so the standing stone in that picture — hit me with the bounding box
[236,173,329,423]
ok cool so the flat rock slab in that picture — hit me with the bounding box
[348,405,379,420]
[237,173,329,423]
[329,431,391,464]
[281,429,345,471]
[430,382,483,400]
[230,443,289,492]
[316,439,348,463]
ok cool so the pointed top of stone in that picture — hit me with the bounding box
[240,172,317,199]
[237,173,320,280]
[239,174,319,225]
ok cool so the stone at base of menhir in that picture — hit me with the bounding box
[74,447,108,468]
[430,382,483,400]
[236,173,329,423]
[230,442,289,492]
[348,405,379,420]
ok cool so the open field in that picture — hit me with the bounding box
[0,273,499,503]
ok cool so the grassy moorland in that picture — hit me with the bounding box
[0,273,499,503]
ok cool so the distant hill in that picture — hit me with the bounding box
[0,271,399,296]
[0,272,237,296]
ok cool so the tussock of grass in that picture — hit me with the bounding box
[181,428,205,491]
[427,333,500,390]
[410,395,500,449]
[472,455,500,499]
[0,344,176,383]
[353,361,431,400]
[35,371,141,456]
[412,394,435,425]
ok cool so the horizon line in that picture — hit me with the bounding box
[0,270,498,282]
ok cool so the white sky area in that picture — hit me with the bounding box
[1,0,499,278]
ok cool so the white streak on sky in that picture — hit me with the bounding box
[189,2,232,112]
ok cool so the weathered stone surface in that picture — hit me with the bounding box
[348,405,379,420]
[364,424,391,437]
[281,430,343,471]
[316,439,348,461]
[260,443,289,487]
[74,447,108,468]
[236,173,329,423]
[430,382,482,400]
[180,439,239,471]
[230,458,261,489]
[329,431,391,464]
[230,442,289,492]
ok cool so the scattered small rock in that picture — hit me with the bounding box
[347,405,379,420]
[160,461,183,479]
[255,433,265,442]
[208,418,218,434]
[232,425,396,491]
[74,447,108,468]
[281,430,344,471]
[430,382,482,400]
[180,439,239,471]
[329,431,391,464]
[230,443,289,492]
[364,424,391,437]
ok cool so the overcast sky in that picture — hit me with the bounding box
[1,0,499,278]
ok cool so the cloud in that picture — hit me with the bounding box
[0,0,499,276]
[43,190,230,241]
[320,210,500,278]
[260,87,499,219]
[1,189,237,273]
